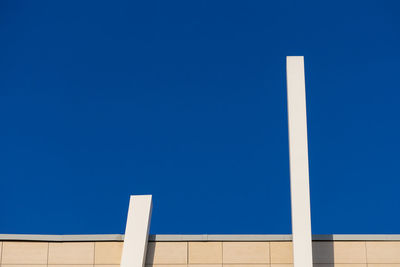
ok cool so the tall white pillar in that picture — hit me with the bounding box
[120,195,153,267]
[286,56,313,267]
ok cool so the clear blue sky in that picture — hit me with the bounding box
[1,0,399,235]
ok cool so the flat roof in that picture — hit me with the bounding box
[1,234,400,242]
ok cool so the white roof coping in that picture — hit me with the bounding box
[1,234,400,241]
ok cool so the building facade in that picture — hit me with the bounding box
[1,235,400,267]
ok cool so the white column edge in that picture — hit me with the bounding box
[286,56,313,267]
[120,195,153,267]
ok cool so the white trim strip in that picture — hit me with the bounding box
[1,234,400,242]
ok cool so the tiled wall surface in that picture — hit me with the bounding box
[1,241,400,267]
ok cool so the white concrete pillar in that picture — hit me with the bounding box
[120,195,153,267]
[286,56,313,267]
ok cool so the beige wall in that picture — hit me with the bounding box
[1,241,400,267]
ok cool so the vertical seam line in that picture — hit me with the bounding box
[46,242,50,266]
[268,241,271,265]
[93,242,96,266]
[1,241,4,265]
[221,241,223,266]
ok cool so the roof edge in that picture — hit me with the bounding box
[1,234,400,242]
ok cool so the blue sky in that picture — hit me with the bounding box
[1,0,399,235]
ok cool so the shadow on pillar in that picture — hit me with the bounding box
[145,241,156,265]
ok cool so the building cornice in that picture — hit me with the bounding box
[1,234,400,242]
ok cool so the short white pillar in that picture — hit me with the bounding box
[286,56,313,267]
[120,195,153,267]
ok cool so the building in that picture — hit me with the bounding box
[0,234,400,266]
